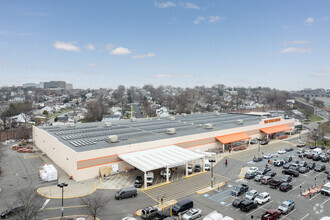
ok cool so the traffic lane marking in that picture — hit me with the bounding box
[109,173,127,189]
[309,193,320,200]
[290,182,304,193]
[300,213,309,220]
[42,205,88,211]
[280,208,296,220]
[322,197,330,205]
[118,172,131,189]
[124,173,136,188]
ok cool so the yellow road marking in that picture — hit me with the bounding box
[113,173,129,189]
[42,205,88,211]
[118,173,131,189]
[155,174,160,184]
[124,173,136,188]
[102,174,116,188]
[24,154,40,159]
[106,173,123,189]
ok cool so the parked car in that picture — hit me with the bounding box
[285,147,293,152]
[277,200,295,214]
[253,156,263,162]
[232,198,246,208]
[310,145,317,149]
[280,175,292,183]
[265,171,276,177]
[141,207,161,219]
[244,190,258,200]
[254,192,271,204]
[0,205,24,219]
[279,183,293,192]
[325,168,330,174]
[297,141,306,147]
[160,169,172,179]
[171,199,193,215]
[283,163,292,169]
[307,162,316,170]
[250,139,259,144]
[289,164,299,170]
[254,175,264,182]
[269,179,282,189]
[245,172,256,179]
[231,184,249,196]
[298,167,309,174]
[278,149,286,154]
[306,153,314,159]
[246,167,258,174]
[263,154,273,159]
[298,153,307,158]
[134,176,143,188]
[273,159,284,167]
[321,182,330,196]
[282,169,299,177]
[261,140,269,145]
[298,161,307,167]
[257,167,271,175]
[182,208,202,220]
[194,164,201,172]
[321,155,330,163]
[315,164,326,172]
[327,150,330,155]
[240,200,258,212]
[187,164,193,174]
[328,173,330,180]
[312,154,321,161]
[284,156,292,163]
[261,209,281,220]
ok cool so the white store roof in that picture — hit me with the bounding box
[118,145,205,173]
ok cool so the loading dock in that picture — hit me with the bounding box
[118,145,205,189]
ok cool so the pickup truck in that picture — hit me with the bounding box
[269,179,282,189]
[261,209,281,220]
[231,184,249,196]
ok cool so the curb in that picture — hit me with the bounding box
[183,171,208,179]
[196,181,227,194]
[141,181,172,191]
[43,215,100,220]
[135,199,177,216]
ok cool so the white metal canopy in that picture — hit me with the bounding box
[118,145,205,173]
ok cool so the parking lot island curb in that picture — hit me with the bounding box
[141,181,172,191]
[43,215,100,220]
[183,171,208,179]
[135,199,177,216]
[196,181,227,194]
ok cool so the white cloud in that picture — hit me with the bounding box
[182,2,199,9]
[280,47,311,53]
[155,1,176,8]
[132,53,155,59]
[209,16,225,23]
[155,74,174,78]
[110,47,132,55]
[84,44,95,51]
[194,16,205,24]
[89,63,97,67]
[282,40,310,46]
[304,17,314,25]
[53,41,80,52]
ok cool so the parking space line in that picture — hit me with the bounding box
[109,173,127,189]
[103,174,118,188]
[290,182,304,192]
[322,197,330,205]
[282,208,296,220]
[123,173,135,188]
[118,173,131,189]
[247,201,273,216]
[309,193,320,200]
[300,213,309,220]
[314,172,324,178]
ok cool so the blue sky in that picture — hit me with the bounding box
[0,0,330,90]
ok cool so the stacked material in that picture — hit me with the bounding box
[39,164,58,182]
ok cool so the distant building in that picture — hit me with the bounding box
[66,83,73,90]
[44,81,66,89]
[23,83,40,88]
[102,114,120,121]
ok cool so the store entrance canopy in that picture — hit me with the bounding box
[118,145,205,173]
[216,132,251,144]
[260,124,291,135]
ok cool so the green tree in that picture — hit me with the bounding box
[54,117,58,122]
[43,110,48,115]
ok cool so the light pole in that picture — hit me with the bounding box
[257,138,262,158]
[314,178,316,188]
[209,159,216,188]
[57,182,68,218]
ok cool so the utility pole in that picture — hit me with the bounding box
[209,159,216,188]
[57,182,68,218]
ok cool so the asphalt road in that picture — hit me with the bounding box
[133,103,143,118]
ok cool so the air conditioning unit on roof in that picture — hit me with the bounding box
[131,117,136,122]
[166,128,176,134]
[235,119,243,125]
[202,123,213,129]
[108,135,118,143]
[104,122,112,127]
[169,116,175,120]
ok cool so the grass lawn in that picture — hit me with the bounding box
[299,108,323,122]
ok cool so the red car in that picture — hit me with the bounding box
[261,209,281,220]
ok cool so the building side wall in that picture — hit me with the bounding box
[33,126,77,179]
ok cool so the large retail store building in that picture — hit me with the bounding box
[33,112,295,182]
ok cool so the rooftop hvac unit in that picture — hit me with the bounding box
[235,119,244,125]
[131,117,136,122]
[197,111,202,114]
[202,123,213,129]
[166,128,176,134]
[181,113,187,117]
[108,135,118,143]
[68,123,75,127]
[104,122,112,127]
[169,116,175,120]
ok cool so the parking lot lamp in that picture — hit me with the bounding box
[209,159,216,188]
[315,178,316,187]
[57,182,68,218]
[257,138,261,158]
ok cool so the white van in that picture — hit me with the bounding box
[321,182,330,196]
[146,172,154,186]
[203,210,223,220]
[312,148,323,155]
[204,160,211,171]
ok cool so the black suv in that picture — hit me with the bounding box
[269,179,282,189]
[257,167,271,175]
[134,176,143,188]
[231,184,249,196]
[284,156,292,163]
[1,205,24,219]
[194,164,201,172]
[282,169,299,177]
[240,200,258,212]
[279,183,293,192]
[315,164,326,172]
[232,198,246,208]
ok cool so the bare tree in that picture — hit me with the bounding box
[81,191,110,220]
[14,187,44,220]
[308,129,323,146]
